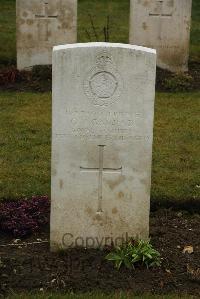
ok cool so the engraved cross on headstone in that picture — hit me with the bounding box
[149,0,173,40]
[80,145,122,214]
[35,1,58,41]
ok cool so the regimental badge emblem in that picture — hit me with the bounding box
[84,51,123,107]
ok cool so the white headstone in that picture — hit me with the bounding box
[51,43,156,250]
[130,0,192,72]
[16,0,77,70]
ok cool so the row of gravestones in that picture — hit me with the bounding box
[15,0,192,250]
[17,0,192,72]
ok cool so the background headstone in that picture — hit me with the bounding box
[16,0,77,70]
[51,43,156,250]
[130,0,192,72]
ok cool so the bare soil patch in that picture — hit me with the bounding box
[0,209,199,296]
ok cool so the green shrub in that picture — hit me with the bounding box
[106,240,161,270]
[32,65,52,81]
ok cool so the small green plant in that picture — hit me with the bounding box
[105,240,161,270]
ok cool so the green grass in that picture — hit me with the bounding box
[0,91,199,204]
[78,0,129,44]
[0,0,199,66]
[0,92,51,199]
[190,0,200,60]
[0,0,16,66]
[152,92,200,203]
[5,293,199,299]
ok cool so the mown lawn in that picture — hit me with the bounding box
[0,91,199,204]
[0,0,16,66]
[0,92,51,199]
[0,0,199,66]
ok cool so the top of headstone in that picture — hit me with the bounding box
[53,42,156,55]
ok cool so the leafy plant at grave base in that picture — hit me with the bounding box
[0,67,31,86]
[105,239,161,270]
[0,65,51,88]
[163,72,194,92]
[32,65,52,81]
[0,67,18,85]
[0,196,50,238]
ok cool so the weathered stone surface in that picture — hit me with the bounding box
[130,0,192,72]
[16,0,77,70]
[51,43,156,250]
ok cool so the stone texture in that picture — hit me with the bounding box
[130,0,192,72]
[51,43,156,250]
[16,0,77,70]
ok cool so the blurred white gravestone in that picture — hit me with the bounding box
[51,43,156,250]
[130,0,192,72]
[16,0,77,70]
